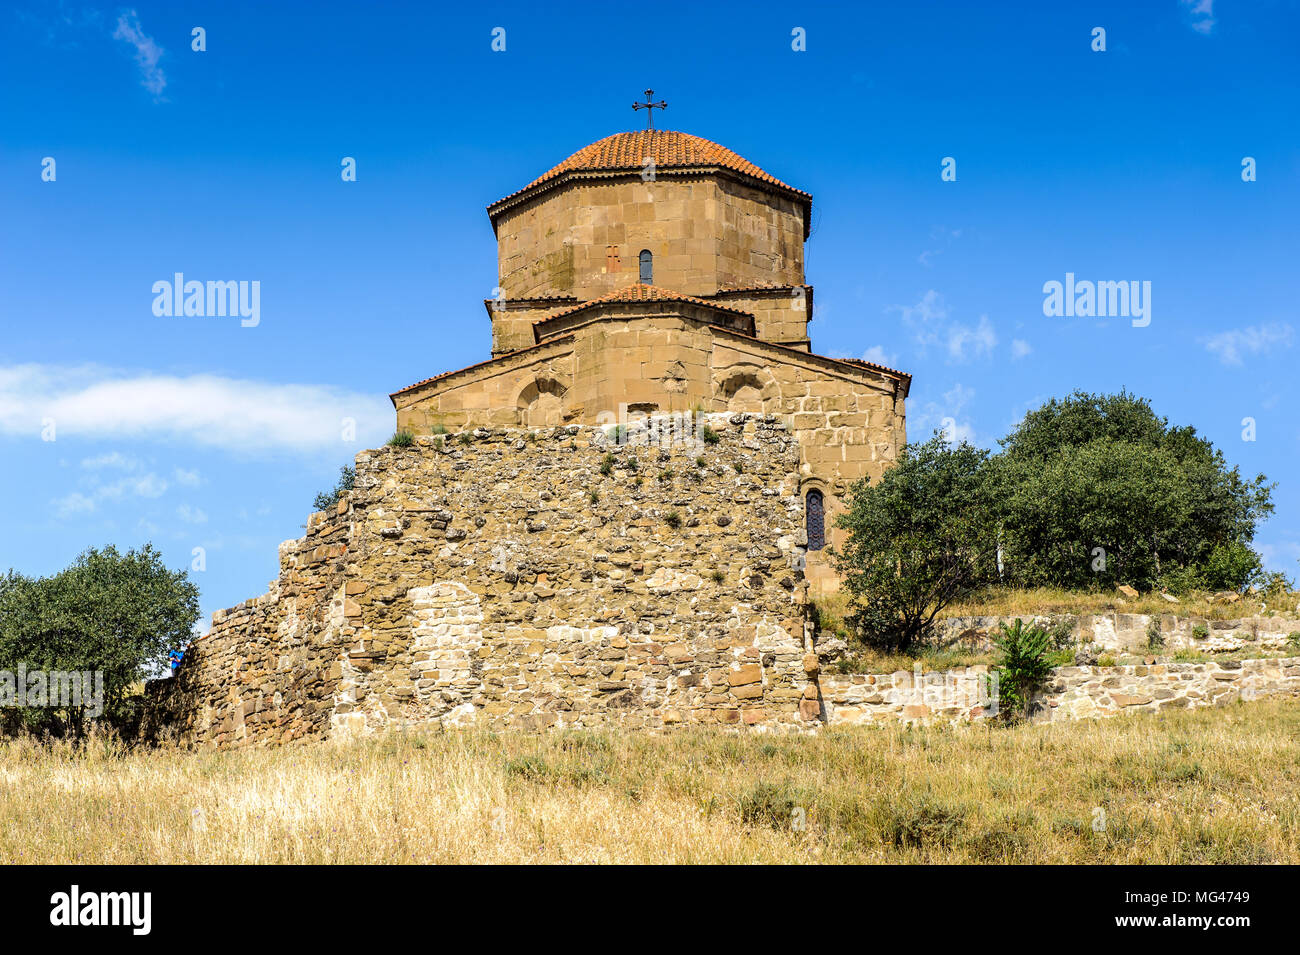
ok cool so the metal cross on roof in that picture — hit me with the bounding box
[632,89,667,129]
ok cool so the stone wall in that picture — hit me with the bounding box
[939,612,1300,655]
[492,175,807,314]
[819,657,1300,727]
[394,323,907,598]
[145,415,815,746]
[141,508,355,745]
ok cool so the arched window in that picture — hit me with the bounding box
[639,249,653,284]
[806,490,825,551]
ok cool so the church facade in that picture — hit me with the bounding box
[144,128,915,744]
[392,129,910,589]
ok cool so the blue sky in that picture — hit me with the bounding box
[2,0,1298,626]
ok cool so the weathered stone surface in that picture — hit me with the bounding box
[819,657,1300,728]
[143,421,815,745]
[1109,692,1154,707]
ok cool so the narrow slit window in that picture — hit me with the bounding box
[639,249,653,284]
[806,490,825,551]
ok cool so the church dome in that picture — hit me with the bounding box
[488,130,810,218]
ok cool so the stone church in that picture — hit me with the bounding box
[393,127,910,589]
[144,122,914,744]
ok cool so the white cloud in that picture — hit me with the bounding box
[943,383,975,415]
[80,451,142,470]
[891,289,949,332]
[946,314,998,362]
[918,226,962,267]
[1181,0,1215,34]
[860,345,899,367]
[173,467,201,486]
[112,10,166,98]
[1010,339,1033,360]
[1202,323,1294,366]
[52,471,168,518]
[888,291,998,363]
[0,364,391,455]
[176,503,208,524]
[910,383,979,448]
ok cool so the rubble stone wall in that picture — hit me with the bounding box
[145,415,814,746]
[819,657,1300,726]
[938,612,1300,655]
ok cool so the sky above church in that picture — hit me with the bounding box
[2,0,1298,624]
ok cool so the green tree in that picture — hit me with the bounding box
[833,436,998,653]
[0,545,200,736]
[1200,541,1264,593]
[992,391,1273,590]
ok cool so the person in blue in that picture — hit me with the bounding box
[168,647,185,675]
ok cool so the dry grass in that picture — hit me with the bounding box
[2,699,1298,864]
[945,585,1289,620]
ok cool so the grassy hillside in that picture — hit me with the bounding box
[3,699,1297,864]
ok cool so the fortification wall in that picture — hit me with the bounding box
[938,612,1300,655]
[145,415,815,746]
[818,657,1300,726]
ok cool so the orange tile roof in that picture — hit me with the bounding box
[836,356,911,380]
[389,335,574,400]
[539,283,756,324]
[488,130,811,215]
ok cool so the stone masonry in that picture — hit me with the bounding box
[937,612,1300,655]
[144,411,1300,747]
[819,657,1300,727]
[144,415,815,746]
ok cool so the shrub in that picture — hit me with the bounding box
[873,793,968,851]
[1200,542,1264,593]
[710,569,725,584]
[695,457,706,468]
[1046,616,1077,651]
[588,490,599,505]
[1157,565,1201,597]
[457,432,471,446]
[1259,570,1295,602]
[599,453,615,476]
[1191,624,1209,641]
[657,468,673,482]
[387,430,415,448]
[312,465,355,512]
[701,425,720,445]
[430,423,448,435]
[737,782,805,831]
[663,510,682,529]
[1286,632,1300,651]
[732,462,743,474]
[1146,617,1165,652]
[992,618,1053,719]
